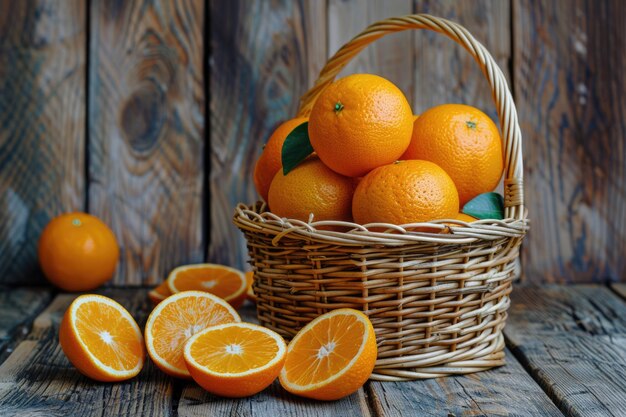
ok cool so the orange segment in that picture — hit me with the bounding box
[184,323,286,397]
[167,264,247,309]
[279,308,377,401]
[148,281,171,306]
[59,294,145,382]
[145,291,241,378]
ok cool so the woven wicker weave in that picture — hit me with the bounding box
[233,14,528,381]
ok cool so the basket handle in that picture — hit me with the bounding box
[297,14,524,220]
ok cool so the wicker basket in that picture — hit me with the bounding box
[233,14,528,381]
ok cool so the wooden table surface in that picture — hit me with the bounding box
[0,284,625,417]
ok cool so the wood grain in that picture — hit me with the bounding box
[0,0,85,284]
[89,0,205,285]
[611,283,626,300]
[0,289,174,417]
[208,0,327,270]
[513,0,626,283]
[0,287,54,364]
[505,285,626,417]
[368,349,563,416]
[412,0,511,118]
[178,380,372,417]
[328,0,414,103]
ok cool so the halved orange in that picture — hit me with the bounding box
[279,308,377,400]
[184,322,286,397]
[148,281,171,306]
[145,291,241,378]
[167,264,247,309]
[245,271,256,303]
[59,294,145,382]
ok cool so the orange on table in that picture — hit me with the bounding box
[184,322,286,397]
[402,104,504,205]
[145,291,241,378]
[59,294,145,382]
[268,156,356,225]
[167,264,247,309]
[352,160,459,226]
[308,74,413,177]
[38,212,119,291]
[279,308,377,401]
[245,271,256,302]
[148,281,171,306]
[254,117,308,202]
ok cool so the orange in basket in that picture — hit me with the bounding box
[234,14,527,381]
[308,73,413,177]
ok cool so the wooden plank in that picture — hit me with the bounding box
[368,349,563,417]
[89,0,205,285]
[0,289,174,416]
[328,0,414,103]
[412,0,511,118]
[208,0,327,270]
[178,381,372,417]
[505,285,626,417]
[0,287,54,364]
[177,301,373,416]
[0,0,85,284]
[513,0,626,283]
[611,283,626,300]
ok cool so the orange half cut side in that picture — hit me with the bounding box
[167,264,247,309]
[59,294,145,382]
[279,308,377,400]
[184,322,286,397]
[148,281,171,305]
[144,291,241,378]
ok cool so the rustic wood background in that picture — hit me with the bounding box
[0,0,624,286]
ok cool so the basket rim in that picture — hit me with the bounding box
[234,202,528,247]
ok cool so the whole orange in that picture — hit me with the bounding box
[352,160,459,225]
[38,213,120,291]
[401,104,503,205]
[308,74,413,177]
[253,117,308,202]
[268,157,355,224]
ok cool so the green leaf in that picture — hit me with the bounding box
[281,121,313,175]
[462,192,504,220]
